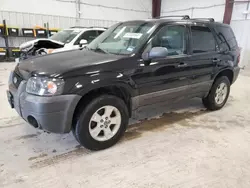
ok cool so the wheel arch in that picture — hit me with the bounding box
[213,68,234,85]
[72,84,134,129]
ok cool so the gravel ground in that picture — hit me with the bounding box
[1,62,250,188]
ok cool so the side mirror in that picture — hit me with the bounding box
[142,47,168,61]
[79,39,88,46]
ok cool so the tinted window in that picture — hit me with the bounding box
[215,26,238,50]
[75,30,97,45]
[145,25,187,56]
[97,30,105,35]
[191,26,216,53]
[50,30,81,43]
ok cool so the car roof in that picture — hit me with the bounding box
[65,27,107,31]
[70,26,107,29]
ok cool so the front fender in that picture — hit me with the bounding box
[65,71,138,97]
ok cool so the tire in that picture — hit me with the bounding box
[72,126,80,143]
[202,76,230,111]
[73,95,129,151]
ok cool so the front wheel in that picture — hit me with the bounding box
[202,76,230,111]
[73,95,129,151]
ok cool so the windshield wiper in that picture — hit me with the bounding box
[95,47,108,53]
[89,46,109,54]
[80,46,88,50]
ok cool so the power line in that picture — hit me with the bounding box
[161,3,225,14]
[139,0,152,18]
[56,0,150,13]
[80,1,150,13]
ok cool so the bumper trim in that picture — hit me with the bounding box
[20,94,81,133]
[8,70,82,133]
[8,78,81,133]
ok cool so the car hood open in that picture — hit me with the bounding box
[20,38,64,51]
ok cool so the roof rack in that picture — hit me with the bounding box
[156,15,190,20]
[87,26,108,29]
[155,15,215,22]
[189,18,215,22]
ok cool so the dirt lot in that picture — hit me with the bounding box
[1,62,250,188]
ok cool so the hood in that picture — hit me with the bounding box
[20,38,64,50]
[17,49,123,78]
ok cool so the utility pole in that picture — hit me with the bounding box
[3,20,10,61]
[152,0,161,18]
[76,0,81,25]
[223,0,234,24]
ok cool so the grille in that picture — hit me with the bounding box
[12,71,23,88]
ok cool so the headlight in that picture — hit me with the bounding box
[26,77,64,96]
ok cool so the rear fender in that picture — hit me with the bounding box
[212,68,234,82]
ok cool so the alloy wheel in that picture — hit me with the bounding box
[89,105,121,142]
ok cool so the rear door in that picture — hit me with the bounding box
[187,24,220,96]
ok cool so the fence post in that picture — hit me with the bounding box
[3,19,10,61]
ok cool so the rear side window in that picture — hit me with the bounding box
[191,26,216,53]
[97,30,105,35]
[74,30,98,45]
[82,30,98,43]
[215,26,238,51]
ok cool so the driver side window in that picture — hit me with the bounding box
[145,25,187,56]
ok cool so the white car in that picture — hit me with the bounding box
[19,27,106,59]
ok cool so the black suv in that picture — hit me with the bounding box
[7,16,240,150]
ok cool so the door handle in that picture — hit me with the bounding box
[177,62,188,68]
[149,61,159,66]
[139,62,159,66]
[212,59,221,63]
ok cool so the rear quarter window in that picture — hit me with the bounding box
[215,26,238,51]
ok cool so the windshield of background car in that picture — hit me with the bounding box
[88,22,155,55]
[50,29,81,44]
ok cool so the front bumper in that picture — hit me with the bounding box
[8,73,81,133]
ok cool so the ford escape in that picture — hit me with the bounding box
[7,16,240,150]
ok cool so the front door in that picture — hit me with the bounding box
[132,24,193,107]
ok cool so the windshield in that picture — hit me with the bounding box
[50,29,81,44]
[88,22,155,55]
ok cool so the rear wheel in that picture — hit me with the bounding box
[73,95,129,150]
[202,76,230,111]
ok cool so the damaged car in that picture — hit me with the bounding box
[19,27,106,60]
